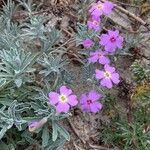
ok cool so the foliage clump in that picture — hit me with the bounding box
[0,0,149,150]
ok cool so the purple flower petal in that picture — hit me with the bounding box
[91,10,103,18]
[87,18,100,31]
[91,1,104,17]
[104,64,115,73]
[28,121,39,129]
[67,95,78,106]
[99,56,110,64]
[116,37,124,48]
[100,78,113,89]
[83,39,93,48]
[111,73,120,84]
[90,104,99,113]
[103,1,114,15]
[48,92,59,105]
[90,51,97,55]
[88,90,101,101]
[56,102,70,113]
[88,55,99,63]
[81,103,90,112]
[94,102,103,110]
[60,86,72,96]
[90,102,102,113]
[95,69,105,79]
[108,30,119,38]
[80,94,87,105]
[100,34,110,45]
[105,42,117,52]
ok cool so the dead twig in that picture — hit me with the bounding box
[89,143,114,150]
[73,142,83,150]
[61,28,73,37]
[106,15,140,34]
[67,118,86,144]
[64,11,78,21]
[111,0,139,8]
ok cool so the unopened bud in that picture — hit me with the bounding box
[28,117,48,132]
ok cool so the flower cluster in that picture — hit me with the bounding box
[89,1,114,18]
[48,86,102,114]
[87,1,114,32]
[83,1,123,89]
[48,1,124,115]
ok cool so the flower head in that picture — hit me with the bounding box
[95,64,120,89]
[89,1,114,18]
[48,86,78,113]
[88,49,110,65]
[87,17,100,31]
[82,39,94,48]
[80,90,102,113]
[100,30,124,52]
[28,121,39,132]
[28,117,47,132]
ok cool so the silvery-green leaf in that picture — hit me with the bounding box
[52,121,58,141]
[0,78,6,87]
[14,78,22,87]
[42,125,49,148]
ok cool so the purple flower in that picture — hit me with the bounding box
[80,90,103,113]
[87,17,100,31]
[82,39,94,48]
[100,30,124,52]
[88,49,110,65]
[89,1,114,18]
[28,121,39,132]
[28,117,48,132]
[95,64,120,89]
[48,86,78,113]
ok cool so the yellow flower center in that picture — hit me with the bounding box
[59,95,67,103]
[104,71,111,79]
[96,4,103,9]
